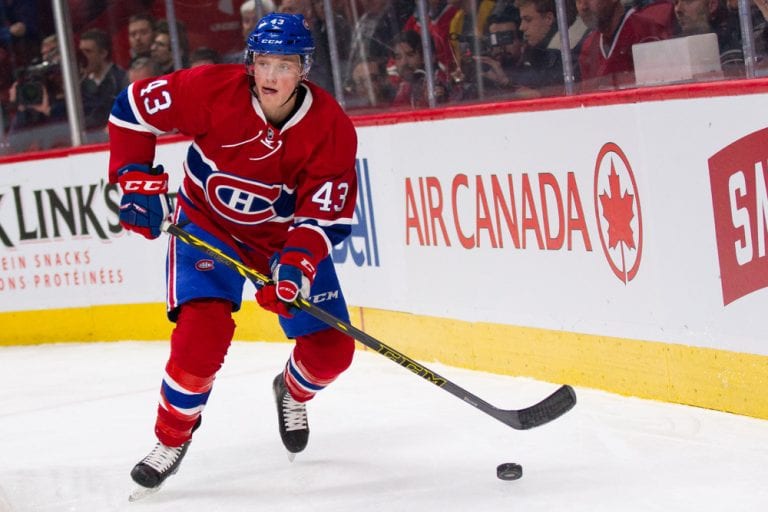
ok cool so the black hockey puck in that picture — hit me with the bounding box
[496,462,523,480]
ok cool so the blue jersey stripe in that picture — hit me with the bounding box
[110,88,141,126]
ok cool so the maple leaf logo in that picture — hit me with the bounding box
[593,143,643,283]
[599,160,636,250]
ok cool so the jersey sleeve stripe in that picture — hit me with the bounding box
[294,215,353,226]
[108,113,154,133]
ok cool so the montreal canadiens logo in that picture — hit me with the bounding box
[206,173,283,225]
[195,259,214,271]
[593,142,643,283]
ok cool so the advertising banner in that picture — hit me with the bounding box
[1,93,767,356]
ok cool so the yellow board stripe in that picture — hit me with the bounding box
[356,308,768,420]
[1,303,765,420]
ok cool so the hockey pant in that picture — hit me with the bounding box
[154,213,354,447]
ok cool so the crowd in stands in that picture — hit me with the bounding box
[1,0,767,154]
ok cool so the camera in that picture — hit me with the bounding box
[15,60,60,106]
[452,33,491,58]
[487,30,520,48]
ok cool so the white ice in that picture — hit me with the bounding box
[1,341,766,512]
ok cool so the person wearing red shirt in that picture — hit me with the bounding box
[577,0,670,89]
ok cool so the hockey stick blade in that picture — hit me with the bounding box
[493,384,577,430]
[161,221,577,430]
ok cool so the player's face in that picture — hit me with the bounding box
[251,54,303,108]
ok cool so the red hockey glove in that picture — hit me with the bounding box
[117,164,172,240]
[255,250,317,318]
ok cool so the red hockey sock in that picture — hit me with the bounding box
[283,328,355,402]
[154,299,235,446]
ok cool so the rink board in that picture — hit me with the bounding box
[1,82,767,419]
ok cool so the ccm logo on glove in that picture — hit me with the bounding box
[117,164,172,240]
[121,178,168,193]
[255,250,317,318]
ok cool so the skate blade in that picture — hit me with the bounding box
[128,484,163,502]
[286,451,296,463]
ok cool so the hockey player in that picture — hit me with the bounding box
[108,13,358,495]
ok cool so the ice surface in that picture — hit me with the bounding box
[1,341,766,511]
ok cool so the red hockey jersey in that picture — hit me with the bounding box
[108,64,358,270]
[578,8,669,90]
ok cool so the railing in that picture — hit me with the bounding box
[0,0,764,157]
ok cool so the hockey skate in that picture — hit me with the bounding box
[128,417,200,501]
[273,373,309,461]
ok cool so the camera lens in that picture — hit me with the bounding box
[18,81,44,106]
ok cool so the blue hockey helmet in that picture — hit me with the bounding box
[245,13,314,76]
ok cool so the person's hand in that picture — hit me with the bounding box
[474,56,510,87]
[255,250,316,318]
[11,81,53,115]
[9,22,26,37]
[116,164,172,239]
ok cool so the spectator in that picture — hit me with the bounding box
[241,0,260,42]
[150,31,174,73]
[4,35,68,153]
[280,0,312,16]
[674,0,744,75]
[514,0,565,93]
[243,0,277,35]
[310,0,352,92]
[403,0,461,71]
[448,0,498,89]
[546,0,589,54]
[220,0,277,63]
[576,0,670,90]
[80,28,128,139]
[128,13,156,63]
[127,55,160,82]
[0,0,43,127]
[445,0,501,45]
[391,30,450,107]
[471,9,525,96]
[40,34,58,63]
[154,19,190,71]
[189,46,220,67]
[347,0,404,81]
[279,0,350,92]
[345,58,395,107]
[0,0,41,69]
[752,0,768,66]
[634,0,677,34]
[675,0,715,34]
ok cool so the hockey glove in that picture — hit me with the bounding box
[117,164,172,240]
[256,250,317,318]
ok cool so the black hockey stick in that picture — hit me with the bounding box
[161,221,577,430]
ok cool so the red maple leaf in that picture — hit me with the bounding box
[599,161,635,250]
